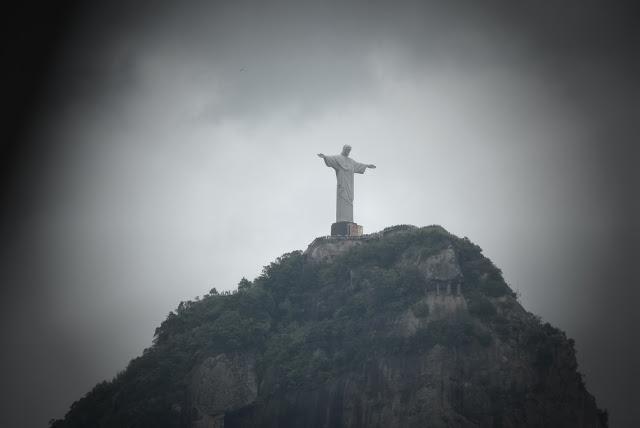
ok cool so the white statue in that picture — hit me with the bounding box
[317,145,376,223]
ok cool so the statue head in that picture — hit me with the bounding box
[341,145,352,157]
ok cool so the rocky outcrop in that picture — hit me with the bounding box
[190,353,257,427]
[304,225,422,263]
[399,246,462,282]
[304,236,369,263]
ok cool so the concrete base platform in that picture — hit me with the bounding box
[331,222,363,236]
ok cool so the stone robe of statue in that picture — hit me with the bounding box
[318,145,375,223]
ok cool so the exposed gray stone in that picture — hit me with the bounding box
[304,236,367,263]
[400,246,462,281]
[190,353,257,425]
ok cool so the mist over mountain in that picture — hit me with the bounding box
[50,226,607,427]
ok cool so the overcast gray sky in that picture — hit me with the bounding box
[0,1,638,427]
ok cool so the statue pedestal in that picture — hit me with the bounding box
[331,222,363,237]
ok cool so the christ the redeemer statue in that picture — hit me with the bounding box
[318,145,375,236]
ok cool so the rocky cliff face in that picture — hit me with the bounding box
[50,225,607,428]
[191,353,257,427]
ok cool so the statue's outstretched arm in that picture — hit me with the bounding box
[317,153,326,159]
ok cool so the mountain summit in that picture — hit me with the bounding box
[50,225,607,428]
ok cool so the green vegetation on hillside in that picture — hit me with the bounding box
[50,226,603,428]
